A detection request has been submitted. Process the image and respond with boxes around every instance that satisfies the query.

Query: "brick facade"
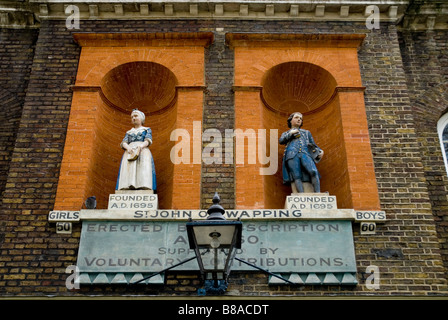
[0,28,37,198]
[399,29,448,280]
[0,16,448,297]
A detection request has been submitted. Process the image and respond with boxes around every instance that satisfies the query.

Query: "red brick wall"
[231,34,380,210]
[1,20,447,297]
[54,34,211,210]
[399,30,448,279]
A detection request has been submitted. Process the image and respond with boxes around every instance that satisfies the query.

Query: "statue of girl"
[116,109,156,191]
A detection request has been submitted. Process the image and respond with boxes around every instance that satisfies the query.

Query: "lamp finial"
[207,192,225,220]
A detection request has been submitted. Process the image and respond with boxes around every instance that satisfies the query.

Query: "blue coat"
[279,128,321,184]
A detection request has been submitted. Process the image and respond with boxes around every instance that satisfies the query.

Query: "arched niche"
[85,61,178,209]
[261,62,337,114]
[100,61,177,112]
[54,33,210,211]
[230,33,380,211]
[260,62,350,209]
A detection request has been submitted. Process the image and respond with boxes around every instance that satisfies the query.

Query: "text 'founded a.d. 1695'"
[108,194,158,209]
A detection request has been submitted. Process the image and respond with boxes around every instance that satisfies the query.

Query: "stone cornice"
[401,1,448,31]
[226,33,366,48]
[0,1,446,30]
[72,31,214,47]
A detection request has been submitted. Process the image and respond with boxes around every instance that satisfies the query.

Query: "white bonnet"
[131,109,145,124]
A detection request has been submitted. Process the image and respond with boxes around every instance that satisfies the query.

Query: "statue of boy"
[116,109,156,191]
[279,112,324,193]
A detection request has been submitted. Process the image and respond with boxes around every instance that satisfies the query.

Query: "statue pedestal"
[285,193,337,211]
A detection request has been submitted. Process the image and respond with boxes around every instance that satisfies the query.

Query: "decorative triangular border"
[268,272,357,285]
[77,272,165,285]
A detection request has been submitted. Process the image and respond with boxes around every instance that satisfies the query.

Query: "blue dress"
[116,127,157,191]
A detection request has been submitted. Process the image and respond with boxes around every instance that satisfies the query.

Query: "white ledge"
[48,208,387,222]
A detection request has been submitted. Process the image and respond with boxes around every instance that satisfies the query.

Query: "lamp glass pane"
[199,248,229,272]
[192,225,237,247]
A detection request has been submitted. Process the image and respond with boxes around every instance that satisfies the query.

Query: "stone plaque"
[78,208,357,221]
[76,220,357,285]
[355,211,386,221]
[56,222,72,234]
[48,211,80,222]
[108,193,158,210]
[360,222,376,235]
[285,194,337,210]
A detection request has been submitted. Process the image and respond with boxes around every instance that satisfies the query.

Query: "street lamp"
[133,192,296,291]
[186,192,242,294]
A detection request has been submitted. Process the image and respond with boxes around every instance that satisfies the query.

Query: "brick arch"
[100,61,178,113]
[261,61,338,115]
[260,61,351,209]
[413,82,448,173]
[76,47,205,87]
[234,49,363,89]
[414,82,448,125]
[85,61,180,209]
[231,34,380,210]
[54,36,208,210]
[412,82,448,280]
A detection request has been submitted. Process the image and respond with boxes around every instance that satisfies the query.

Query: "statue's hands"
[290,128,299,135]
[316,149,324,161]
[127,146,141,161]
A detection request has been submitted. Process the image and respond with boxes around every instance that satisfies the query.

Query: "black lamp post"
[186,192,242,294]
[133,192,296,291]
